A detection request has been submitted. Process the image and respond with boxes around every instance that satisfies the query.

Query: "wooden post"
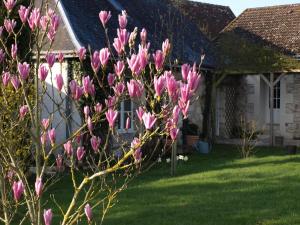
[171,141,177,176]
[269,73,274,147]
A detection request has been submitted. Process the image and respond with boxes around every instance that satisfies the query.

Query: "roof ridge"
[246,3,300,11]
[186,0,231,9]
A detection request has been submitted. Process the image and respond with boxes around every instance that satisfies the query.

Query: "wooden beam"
[214,73,227,87]
[274,73,285,85]
[260,74,271,87]
[269,73,274,147]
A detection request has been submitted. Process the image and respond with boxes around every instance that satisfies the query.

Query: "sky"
[194,0,300,16]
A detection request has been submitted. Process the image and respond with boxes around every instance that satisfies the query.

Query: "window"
[270,81,280,109]
[118,99,134,132]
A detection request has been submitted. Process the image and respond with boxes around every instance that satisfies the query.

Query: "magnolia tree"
[0,0,202,224]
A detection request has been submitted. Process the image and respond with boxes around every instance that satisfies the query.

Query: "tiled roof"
[221,4,300,56]
[170,0,235,39]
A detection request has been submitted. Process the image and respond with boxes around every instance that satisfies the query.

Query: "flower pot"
[186,135,199,146]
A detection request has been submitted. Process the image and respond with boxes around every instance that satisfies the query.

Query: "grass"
[46,145,300,225]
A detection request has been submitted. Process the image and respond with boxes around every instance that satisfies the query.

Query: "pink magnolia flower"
[180,83,191,103]
[187,71,201,93]
[127,54,141,75]
[113,37,124,55]
[11,76,20,90]
[140,28,147,44]
[50,14,59,32]
[28,8,41,31]
[83,106,90,118]
[43,209,53,225]
[76,146,85,161]
[91,51,100,73]
[178,99,190,119]
[127,79,143,98]
[166,73,177,99]
[138,46,149,71]
[47,27,56,41]
[73,86,83,101]
[45,53,56,68]
[56,154,63,171]
[57,52,64,63]
[19,105,29,119]
[38,65,48,81]
[18,62,30,80]
[82,76,93,96]
[18,5,30,23]
[63,140,73,157]
[162,39,171,56]
[11,44,17,59]
[125,117,131,130]
[12,180,24,202]
[87,116,93,133]
[99,48,110,67]
[181,64,190,81]
[153,50,164,71]
[0,49,5,63]
[114,61,125,77]
[154,76,165,98]
[118,10,127,29]
[131,138,142,163]
[136,107,144,122]
[40,132,47,145]
[107,73,115,87]
[77,47,86,61]
[105,95,116,108]
[94,102,102,114]
[105,109,118,128]
[35,177,43,198]
[48,128,56,146]
[99,10,111,27]
[85,204,93,223]
[3,0,16,11]
[55,74,64,92]
[39,16,48,31]
[142,112,157,130]
[113,82,126,96]
[172,105,181,124]
[117,28,129,46]
[42,118,50,130]
[2,72,11,87]
[170,127,179,140]
[90,135,101,152]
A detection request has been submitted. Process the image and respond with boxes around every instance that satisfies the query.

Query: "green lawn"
[48,145,300,225]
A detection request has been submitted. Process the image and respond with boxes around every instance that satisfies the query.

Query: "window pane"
[124,113,131,129]
[124,99,131,111]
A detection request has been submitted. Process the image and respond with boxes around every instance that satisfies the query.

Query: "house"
[214,4,300,146]
[42,0,234,145]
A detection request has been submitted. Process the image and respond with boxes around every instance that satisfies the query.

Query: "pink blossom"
[42,118,50,130]
[50,14,59,32]
[85,204,93,223]
[40,132,47,145]
[18,6,30,23]
[56,154,63,171]
[3,0,16,11]
[63,140,73,157]
[140,28,147,44]
[131,138,142,163]
[35,177,43,198]
[87,116,93,134]
[142,112,157,130]
[11,76,20,90]
[187,70,201,93]
[170,127,179,140]
[117,28,129,46]
[91,51,100,73]
[113,82,126,96]
[138,46,149,70]
[76,146,85,161]
[19,105,29,119]
[118,10,127,29]
[82,76,93,96]
[28,8,40,31]
[166,73,177,99]
[39,16,48,31]
[2,72,11,86]
[11,44,17,59]
[77,47,86,61]
[125,117,131,130]
[18,62,30,80]
[90,135,101,152]
[38,65,48,81]
[107,73,115,87]
[113,38,124,55]
[105,96,116,108]
[45,53,56,68]
[127,79,143,98]
[162,39,171,56]
[47,27,56,41]
[178,99,190,119]
[58,52,64,63]
[105,109,118,128]
[99,48,110,67]
[0,49,5,63]
[180,83,191,103]
[153,50,164,71]
[94,103,102,114]
[43,209,53,225]
[181,64,190,82]
[136,107,144,122]
[99,10,111,27]
[83,106,90,118]
[48,128,56,146]
[127,54,141,75]
[154,76,165,98]
[114,61,125,77]
[12,180,24,202]
[55,74,64,92]
[172,105,181,124]
[73,86,83,100]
